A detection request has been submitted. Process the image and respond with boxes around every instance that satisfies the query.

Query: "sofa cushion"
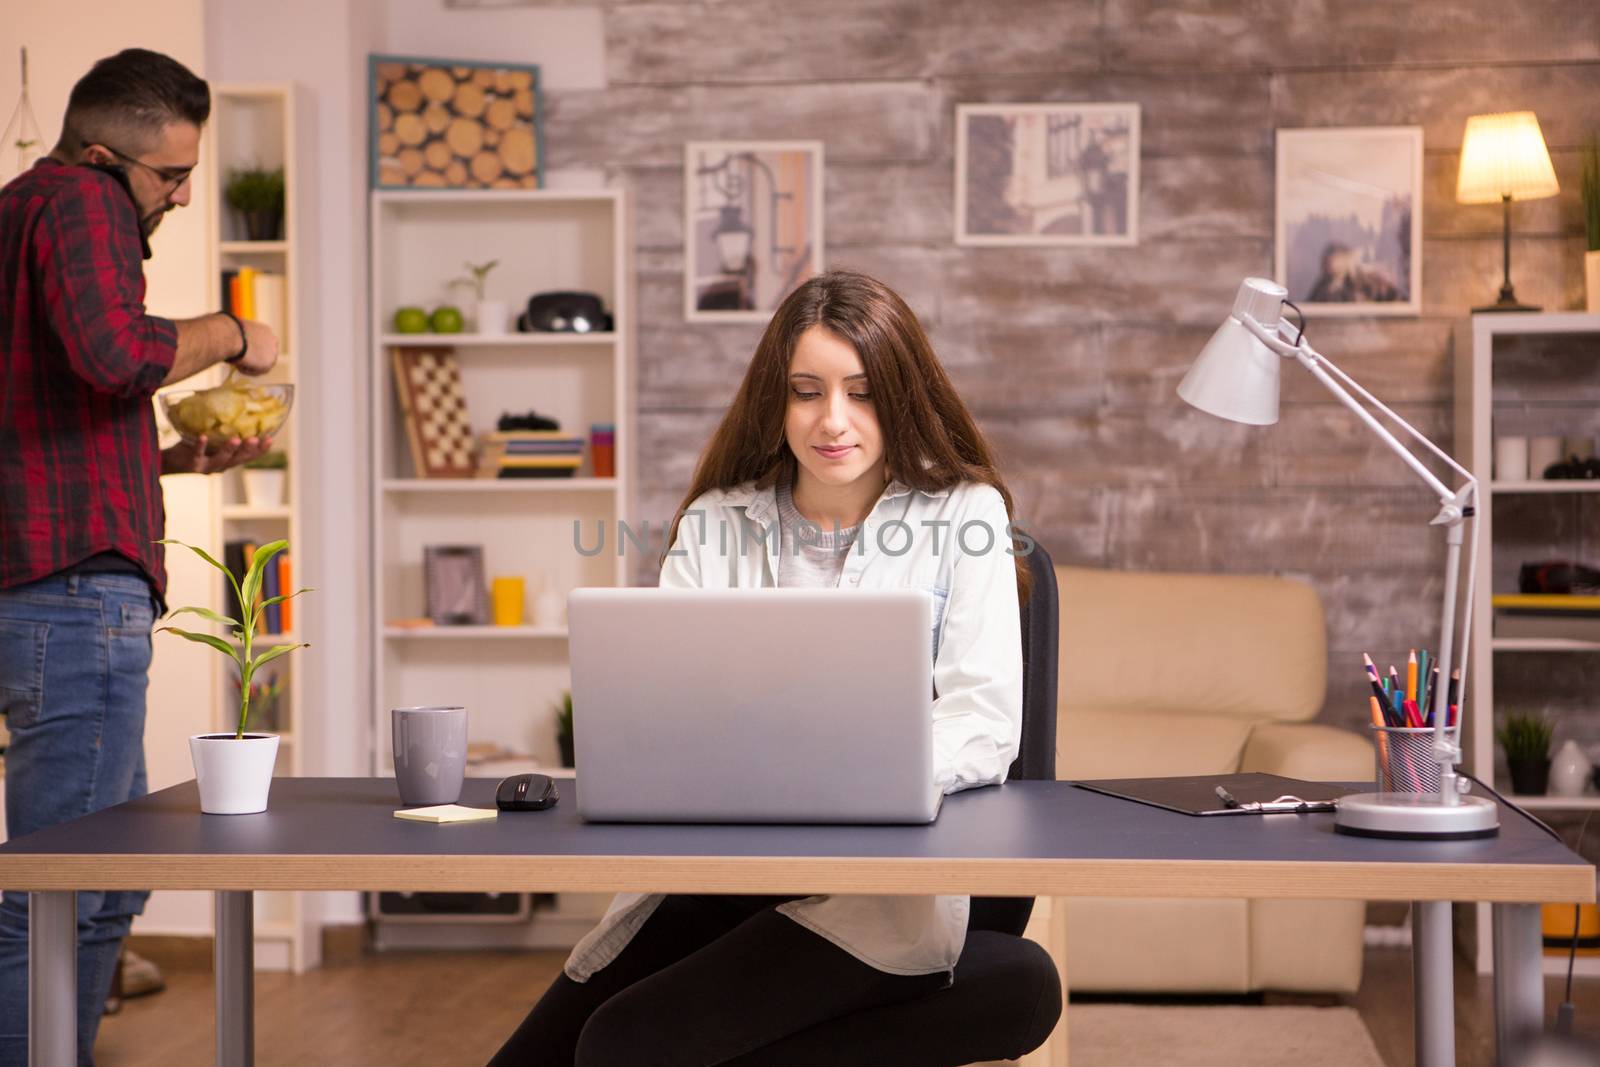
[1061,898,1251,993]
[1057,566,1326,724]
[1057,708,1253,779]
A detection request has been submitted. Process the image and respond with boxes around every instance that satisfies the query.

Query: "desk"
[0,777,1592,1067]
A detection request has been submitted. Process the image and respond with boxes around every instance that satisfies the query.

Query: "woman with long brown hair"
[490,270,1040,1066]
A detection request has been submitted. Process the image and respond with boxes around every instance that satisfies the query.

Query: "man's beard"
[140,206,170,238]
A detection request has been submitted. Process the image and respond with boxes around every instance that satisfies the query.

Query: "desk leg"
[29,892,76,1067]
[1491,902,1543,1064]
[214,891,254,1067]
[1412,900,1455,1067]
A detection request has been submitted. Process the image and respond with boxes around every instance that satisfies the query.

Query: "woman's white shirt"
[562,478,1024,982]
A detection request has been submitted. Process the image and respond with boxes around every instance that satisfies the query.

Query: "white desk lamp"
[1179,277,1499,839]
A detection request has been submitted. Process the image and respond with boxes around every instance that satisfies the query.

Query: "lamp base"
[1473,299,1542,313]
[1475,281,1540,314]
[1334,792,1500,839]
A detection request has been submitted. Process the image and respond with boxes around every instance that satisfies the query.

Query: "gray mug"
[392,706,467,806]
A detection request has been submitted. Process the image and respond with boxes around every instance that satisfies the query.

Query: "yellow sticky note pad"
[394,804,498,824]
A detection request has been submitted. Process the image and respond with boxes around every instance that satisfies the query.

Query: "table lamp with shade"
[1456,110,1560,312]
[1178,277,1500,840]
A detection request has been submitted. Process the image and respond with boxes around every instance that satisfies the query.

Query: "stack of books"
[478,431,586,478]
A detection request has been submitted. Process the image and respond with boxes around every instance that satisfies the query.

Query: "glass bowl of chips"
[161,380,294,448]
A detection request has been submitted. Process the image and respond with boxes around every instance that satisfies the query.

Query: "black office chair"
[749,541,1063,1065]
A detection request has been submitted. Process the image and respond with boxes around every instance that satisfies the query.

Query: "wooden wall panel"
[554,1,1600,736]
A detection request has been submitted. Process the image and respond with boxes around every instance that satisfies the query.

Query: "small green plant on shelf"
[555,689,574,768]
[224,165,284,215]
[1582,136,1599,253]
[243,449,288,470]
[1495,712,1553,763]
[224,164,285,241]
[452,259,499,302]
[157,538,312,739]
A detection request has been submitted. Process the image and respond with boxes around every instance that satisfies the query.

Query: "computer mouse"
[496,773,559,811]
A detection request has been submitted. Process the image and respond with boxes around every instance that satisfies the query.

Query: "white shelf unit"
[184,84,312,973]
[1455,312,1600,977]
[369,189,629,945]
[369,187,632,773]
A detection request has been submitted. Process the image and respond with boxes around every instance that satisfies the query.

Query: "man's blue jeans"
[0,573,155,1067]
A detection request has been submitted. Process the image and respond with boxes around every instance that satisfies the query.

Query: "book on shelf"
[1492,593,1600,641]
[220,269,287,341]
[477,431,584,479]
[262,548,281,634]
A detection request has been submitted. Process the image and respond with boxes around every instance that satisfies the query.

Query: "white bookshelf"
[1454,312,1600,977]
[199,84,311,974]
[368,187,630,943]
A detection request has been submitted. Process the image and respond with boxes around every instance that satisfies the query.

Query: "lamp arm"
[1238,312,1480,805]
[1302,342,1475,488]
[1238,314,1465,509]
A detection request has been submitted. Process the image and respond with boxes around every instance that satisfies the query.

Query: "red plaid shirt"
[1,158,177,596]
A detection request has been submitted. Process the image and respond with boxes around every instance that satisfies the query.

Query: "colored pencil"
[1406,650,1418,704]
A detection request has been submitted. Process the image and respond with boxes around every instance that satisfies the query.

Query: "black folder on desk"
[1070,773,1363,817]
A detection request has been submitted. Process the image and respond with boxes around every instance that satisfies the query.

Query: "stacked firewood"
[374,61,539,189]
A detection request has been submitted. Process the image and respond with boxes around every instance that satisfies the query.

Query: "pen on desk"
[1215,785,1241,810]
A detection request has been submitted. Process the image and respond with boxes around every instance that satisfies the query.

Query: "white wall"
[0,0,216,936]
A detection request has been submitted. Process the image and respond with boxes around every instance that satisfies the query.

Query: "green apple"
[393,306,428,334]
[430,305,464,333]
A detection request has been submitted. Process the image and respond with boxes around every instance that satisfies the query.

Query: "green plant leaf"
[167,604,242,629]
[241,540,288,614]
[259,587,314,612]
[156,625,243,665]
[249,642,310,672]
[158,538,244,619]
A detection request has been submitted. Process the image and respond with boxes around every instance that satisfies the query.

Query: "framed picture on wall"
[369,54,542,190]
[1275,126,1423,317]
[684,141,824,323]
[955,102,1140,246]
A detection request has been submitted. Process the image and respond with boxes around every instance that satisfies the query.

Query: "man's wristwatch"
[221,311,248,364]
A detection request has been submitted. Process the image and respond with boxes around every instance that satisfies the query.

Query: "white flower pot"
[241,469,286,508]
[190,733,280,814]
[1586,250,1600,314]
[1549,738,1592,798]
[476,300,508,335]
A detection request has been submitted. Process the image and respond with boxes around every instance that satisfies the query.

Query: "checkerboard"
[391,347,475,478]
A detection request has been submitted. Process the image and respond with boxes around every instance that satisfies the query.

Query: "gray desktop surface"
[0,777,1585,872]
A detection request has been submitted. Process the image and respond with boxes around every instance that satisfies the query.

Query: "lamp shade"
[1455,111,1560,204]
[1176,278,1287,426]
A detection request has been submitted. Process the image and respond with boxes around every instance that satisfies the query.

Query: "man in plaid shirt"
[0,49,279,1064]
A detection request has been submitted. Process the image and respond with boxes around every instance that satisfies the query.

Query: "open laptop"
[567,588,940,823]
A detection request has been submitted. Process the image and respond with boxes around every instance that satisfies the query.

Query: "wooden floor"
[94,944,1600,1066]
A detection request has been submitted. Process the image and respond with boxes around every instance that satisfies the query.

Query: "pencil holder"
[1371,725,1461,793]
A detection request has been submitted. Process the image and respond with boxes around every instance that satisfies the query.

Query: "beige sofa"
[1047,565,1374,994]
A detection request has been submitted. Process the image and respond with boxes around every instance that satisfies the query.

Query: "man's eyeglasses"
[100,144,195,191]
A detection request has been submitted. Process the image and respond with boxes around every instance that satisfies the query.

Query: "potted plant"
[241,449,288,508]
[1496,712,1554,796]
[158,538,311,814]
[452,259,503,335]
[1582,136,1599,313]
[555,690,574,768]
[224,164,285,241]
